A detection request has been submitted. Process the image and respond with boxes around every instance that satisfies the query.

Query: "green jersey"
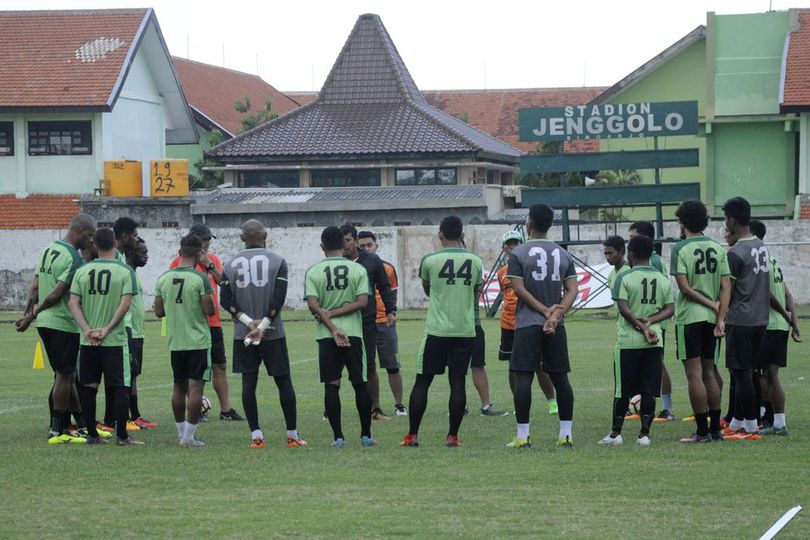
[607,262,630,290]
[419,248,483,338]
[69,258,137,346]
[650,252,665,274]
[612,265,673,349]
[130,273,145,339]
[304,257,369,340]
[115,249,134,329]
[35,240,83,333]
[155,267,212,351]
[768,256,790,332]
[669,235,731,325]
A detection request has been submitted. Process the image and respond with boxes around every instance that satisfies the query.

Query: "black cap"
[189,223,215,240]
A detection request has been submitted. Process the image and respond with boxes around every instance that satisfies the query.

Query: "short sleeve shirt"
[155,267,213,351]
[767,256,790,332]
[170,253,223,327]
[726,237,770,327]
[35,240,83,333]
[612,265,673,349]
[69,259,137,346]
[304,257,369,340]
[669,235,731,325]
[419,248,483,338]
[375,261,398,324]
[496,265,517,330]
[222,248,287,341]
[507,239,577,329]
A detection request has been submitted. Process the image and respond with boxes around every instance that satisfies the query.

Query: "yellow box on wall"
[104,160,143,197]
[149,159,189,197]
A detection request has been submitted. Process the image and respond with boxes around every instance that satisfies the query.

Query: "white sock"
[517,423,530,440]
[730,417,743,430]
[773,413,786,429]
[559,420,572,440]
[183,422,198,441]
[662,394,672,411]
[760,405,766,418]
[745,419,758,433]
[251,429,264,440]
[175,421,187,438]
[287,430,298,439]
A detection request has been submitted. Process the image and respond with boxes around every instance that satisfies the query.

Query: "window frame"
[395,167,457,186]
[0,122,13,156]
[311,169,381,188]
[27,120,93,156]
[240,170,300,188]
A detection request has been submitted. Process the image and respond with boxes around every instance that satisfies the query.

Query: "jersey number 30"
[231,255,270,288]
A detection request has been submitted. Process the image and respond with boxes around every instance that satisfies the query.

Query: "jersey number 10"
[87,269,111,296]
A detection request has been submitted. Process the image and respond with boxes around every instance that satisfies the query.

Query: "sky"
[8,0,810,91]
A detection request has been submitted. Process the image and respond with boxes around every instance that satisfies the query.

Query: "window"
[311,169,380,187]
[28,121,92,156]
[395,167,456,186]
[240,170,299,188]
[0,122,13,156]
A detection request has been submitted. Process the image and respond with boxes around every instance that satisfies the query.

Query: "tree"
[189,129,225,190]
[235,96,278,132]
[515,141,583,188]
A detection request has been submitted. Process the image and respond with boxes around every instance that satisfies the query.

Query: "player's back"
[36,240,83,331]
[156,267,212,350]
[727,237,770,327]
[613,265,673,348]
[224,248,287,340]
[305,257,368,339]
[768,256,790,332]
[70,258,137,346]
[419,248,483,338]
[670,235,730,325]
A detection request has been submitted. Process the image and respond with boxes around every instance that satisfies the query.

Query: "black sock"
[50,410,65,435]
[513,371,533,424]
[447,370,466,437]
[275,375,297,432]
[709,409,721,433]
[763,401,774,426]
[103,386,115,426]
[639,393,655,435]
[72,408,86,429]
[129,392,140,420]
[114,387,129,440]
[352,382,372,438]
[732,369,757,422]
[695,412,709,436]
[549,371,574,421]
[724,372,736,422]
[242,372,260,432]
[408,374,433,435]
[48,385,55,420]
[612,397,629,434]
[324,384,343,440]
[79,386,99,437]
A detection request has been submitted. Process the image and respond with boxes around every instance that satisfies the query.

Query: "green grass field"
[1,312,808,538]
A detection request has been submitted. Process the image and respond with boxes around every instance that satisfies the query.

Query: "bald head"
[69,213,96,233]
[240,219,266,246]
[67,213,96,250]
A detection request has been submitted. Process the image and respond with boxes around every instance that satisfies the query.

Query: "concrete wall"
[3,220,810,312]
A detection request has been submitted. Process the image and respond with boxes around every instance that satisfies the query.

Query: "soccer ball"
[201,395,211,417]
[630,394,642,414]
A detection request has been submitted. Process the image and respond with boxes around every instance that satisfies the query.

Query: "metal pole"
[654,136,664,238]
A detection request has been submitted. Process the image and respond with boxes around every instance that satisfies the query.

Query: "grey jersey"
[726,237,770,327]
[506,239,578,329]
[223,248,287,340]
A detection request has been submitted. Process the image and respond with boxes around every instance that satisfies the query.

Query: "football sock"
[612,397,629,434]
[773,413,786,429]
[287,430,298,439]
[548,371,574,421]
[745,419,758,433]
[639,393,654,435]
[517,423,530,440]
[559,420,573,440]
[78,385,99,437]
[753,377,762,423]
[72,408,86,429]
[324,384,344,440]
[176,421,187,438]
[763,401,775,426]
[103,386,115,427]
[129,392,141,420]
[709,409,722,432]
[513,371,533,424]
[732,369,757,422]
[352,382,372,438]
[408,374,434,436]
[275,375,297,432]
[694,412,709,437]
[113,386,129,440]
[48,386,54,419]
[730,417,743,430]
[241,372,260,431]
[50,410,64,435]
[447,370,466,437]
[662,393,673,412]
[252,429,264,440]
[183,422,198,442]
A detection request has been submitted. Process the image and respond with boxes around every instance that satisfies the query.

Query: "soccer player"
[669,201,730,443]
[357,231,406,416]
[16,213,96,444]
[68,227,142,446]
[155,234,215,448]
[603,235,629,290]
[598,235,674,446]
[341,224,396,421]
[305,226,375,448]
[748,220,801,436]
[126,239,157,429]
[220,220,306,449]
[499,231,558,415]
[629,221,676,421]
[171,224,244,421]
[717,197,770,441]
[506,204,578,449]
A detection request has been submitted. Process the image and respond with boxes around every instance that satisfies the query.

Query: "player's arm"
[544,276,578,334]
[14,276,39,331]
[642,302,675,325]
[375,258,396,319]
[68,293,99,345]
[784,284,802,342]
[326,293,368,318]
[95,293,133,341]
[218,270,241,316]
[769,292,791,327]
[617,299,658,344]
[510,277,555,319]
[675,274,720,312]
[267,260,289,319]
[201,293,215,317]
[306,296,349,347]
[154,295,165,318]
[200,253,222,285]
[421,279,430,296]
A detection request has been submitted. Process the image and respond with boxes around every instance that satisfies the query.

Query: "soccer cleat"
[286,435,308,448]
[548,401,559,415]
[710,431,723,441]
[679,433,712,443]
[331,438,345,448]
[463,406,470,416]
[322,411,329,422]
[759,425,788,436]
[654,410,676,422]
[251,437,266,449]
[133,417,158,429]
[371,408,392,421]
[637,435,651,446]
[96,428,113,439]
[557,436,573,448]
[625,411,640,420]
[723,430,760,441]
[220,409,246,421]
[361,436,377,447]
[86,435,108,445]
[179,438,205,448]
[126,421,141,431]
[598,433,623,446]
[48,433,87,445]
[719,418,730,429]
[506,437,531,448]
[400,434,419,447]
[720,427,737,437]
[480,404,509,417]
[445,435,462,447]
[96,422,114,433]
[116,436,145,446]
[394,404,408,417]
[681,415,696,422]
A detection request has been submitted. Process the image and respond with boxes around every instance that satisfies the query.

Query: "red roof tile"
[783,10,810,109]
[0,195,80,229]
[173,57,301,136]
[0,9,148,110]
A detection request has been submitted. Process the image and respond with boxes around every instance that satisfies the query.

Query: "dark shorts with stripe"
[761,330,789,368]
[470,325,485,368]
[675,322,718,361]
[232,338,291,376]
[362,317,377,369]
[210,327,227,365]
[498,328,515,361]
[510,325,570,373]
[725,325,766,371]
[613,347,664,398]
[417,335,473,376]
[375,323,400,370]
[37,327,80,374]
[318,336,366,384]
[126,327,143,377]
[78,344,129,388]
[171,349,212,383]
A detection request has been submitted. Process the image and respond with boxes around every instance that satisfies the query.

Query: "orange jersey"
[497,265,517,330]
[170,253,222,327]
[375,261,398,323]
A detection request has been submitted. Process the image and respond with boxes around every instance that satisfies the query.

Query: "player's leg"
[347,337,374,444]
[40,328,83,442]
[318,339,346,445]
[376,323,405,414]
[471,326,507,417]
[233,340,262,445]
[210,327,242,420]
[403,336,442,445]
[76,345,103,444]
[364,319,387,420]
[536,369,557,414]
[702,357,722,438]
[658,328,674,419]
[765,365,786,432]
[180,349,209,447]
[446,338,473,443]
[682,356,709,436]
[545,327,574,446]
[103,345,140,445]
[761,330,788,435]
[512,370,534,445]
[267,339,304,446]
[638,348,663,445]
[172,379,189,440]
[508,327,540,447]
[600,347,627,445]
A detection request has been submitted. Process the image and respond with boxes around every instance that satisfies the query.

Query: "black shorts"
[78,345,129,388]
[232,338,291,376]
[470,325,485,368]
[725,325,766,371]
[498,328,515,361]
[613,347,663,398]
[510,325,570,373]
[362,318,377,369]
[375,323,400,370]
[416,335,473,376]
[37,327,80,374]
[129,337,144,377]
[676,322,719,361]
[171,349,211,383]
[210,327,227,365]
[318,336,366,384]
[761,330,789,368]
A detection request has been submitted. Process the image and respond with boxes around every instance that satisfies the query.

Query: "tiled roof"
[173,57,301,136]
[0,195,80,229]
[782,10,810,110]
[201,185,483,205]
[209,14,521,163]
[285,91,318,106]
[0,9,149,110]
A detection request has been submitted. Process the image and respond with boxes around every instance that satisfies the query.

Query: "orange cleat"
[251,437,266,449]
[286,435,308,448]
[400,433,419,447]
[445,435,462,447]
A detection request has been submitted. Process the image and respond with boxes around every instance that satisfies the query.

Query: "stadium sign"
[519,100,699,142]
